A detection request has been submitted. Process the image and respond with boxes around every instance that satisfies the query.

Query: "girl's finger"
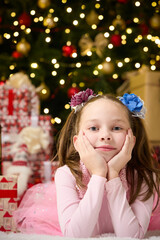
[82,132,94,152]
[127,128,136,151]
[77,130,94,154]
[122,128,135,157]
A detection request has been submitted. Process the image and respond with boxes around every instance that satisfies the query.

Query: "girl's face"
[78,98,131,162]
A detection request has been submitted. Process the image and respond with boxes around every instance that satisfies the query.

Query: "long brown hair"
[55,94,160,204]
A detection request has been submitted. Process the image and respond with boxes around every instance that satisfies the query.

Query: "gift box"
[41,160,59,182]
[0,126,1,175]
[117,66,160,144]
[0,84,40,118]
[0,175,18,232]
[1,115,54,184]
[153,146,160,165]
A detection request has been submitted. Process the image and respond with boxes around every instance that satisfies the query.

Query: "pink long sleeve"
[55,166,106,237]
[55,165,153,238]
[105,177,153,239]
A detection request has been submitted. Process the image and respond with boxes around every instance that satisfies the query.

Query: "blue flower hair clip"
[118,93,146,119]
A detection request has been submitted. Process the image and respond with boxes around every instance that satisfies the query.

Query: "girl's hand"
[74,130,108,178]
[107,128,135,180]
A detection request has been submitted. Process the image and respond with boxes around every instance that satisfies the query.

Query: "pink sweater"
[55,165,153,238]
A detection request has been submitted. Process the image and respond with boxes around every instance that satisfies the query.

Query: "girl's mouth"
[95,145,116,151]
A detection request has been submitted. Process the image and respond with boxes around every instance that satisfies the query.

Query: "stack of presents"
[117,65,160,164]
[0,176,17,232]
[0,72,58,232]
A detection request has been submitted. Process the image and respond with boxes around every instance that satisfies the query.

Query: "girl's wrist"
[91,170,107,178]
[107,169,119,180]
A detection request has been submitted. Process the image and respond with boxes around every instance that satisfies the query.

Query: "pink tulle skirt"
[13,182,63,236]
[13,181,160,235]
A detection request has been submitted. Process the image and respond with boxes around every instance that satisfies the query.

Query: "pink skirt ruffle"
[13,181,160,234]
[13,182,63,236]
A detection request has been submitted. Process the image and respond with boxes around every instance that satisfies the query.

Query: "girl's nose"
[101,136,111,141]
[100,131,111,141]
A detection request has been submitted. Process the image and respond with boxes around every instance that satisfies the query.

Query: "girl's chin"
[105,158,112,163]
[100,152,117,163]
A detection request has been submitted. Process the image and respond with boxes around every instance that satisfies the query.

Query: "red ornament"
[110,34,122,47]
[67,87,80,98]
[117,0,128,3]
[12,51,23,58]
[0,81,5,86]
[51,94,55,99]
[62,45,76,57]
[139,23,149,36]
[0,16,2,24]
[18,12,31,27]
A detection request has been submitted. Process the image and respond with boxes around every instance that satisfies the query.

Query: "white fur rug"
[0,231,160,240]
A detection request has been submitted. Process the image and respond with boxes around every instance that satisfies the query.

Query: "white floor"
[1,231,160,240]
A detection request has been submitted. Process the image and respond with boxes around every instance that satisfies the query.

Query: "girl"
[55,89,160,238]
[13,89,160,238]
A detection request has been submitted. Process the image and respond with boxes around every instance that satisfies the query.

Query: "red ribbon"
[8,89,14,115]
[12,161,27,166]
[0,190,17,198]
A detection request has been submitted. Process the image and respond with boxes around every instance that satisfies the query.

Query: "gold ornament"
[150,14,160,29]
[43,14,56,28]
[16,38,31,55]
[78,34,93,56]
[86,10,100,26]
[37,82,50,100]
[79,33,108,57]
[37,0,51,9]
[112,16,126,30]
[94,33,108,57]
[102,62,114,74]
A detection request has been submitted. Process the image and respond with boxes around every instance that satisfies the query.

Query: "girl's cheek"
[84,132,93,143]
[84,132,89,140]
[123,130,128,138]
[121,131,127,146]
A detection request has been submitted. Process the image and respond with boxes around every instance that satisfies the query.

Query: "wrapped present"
[0,126,1,175]
[41,161,52,183]
[51,161,59,181]
[117,66,160,144]
[1,115,54,185]
[0,72,40,118]
[0,175,18,232]
[41,160,59,182]
[0,85,39,118]
[153,146,160,165]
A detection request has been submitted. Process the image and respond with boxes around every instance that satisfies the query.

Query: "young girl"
[13,89,160,238]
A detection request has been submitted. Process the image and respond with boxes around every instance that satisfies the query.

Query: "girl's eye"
[89,126,98,131]
[113,126,122,131]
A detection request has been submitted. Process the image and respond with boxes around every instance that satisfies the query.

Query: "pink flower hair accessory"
[70,88,98,112]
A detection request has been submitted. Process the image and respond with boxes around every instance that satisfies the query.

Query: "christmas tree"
[0,0,160,131]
